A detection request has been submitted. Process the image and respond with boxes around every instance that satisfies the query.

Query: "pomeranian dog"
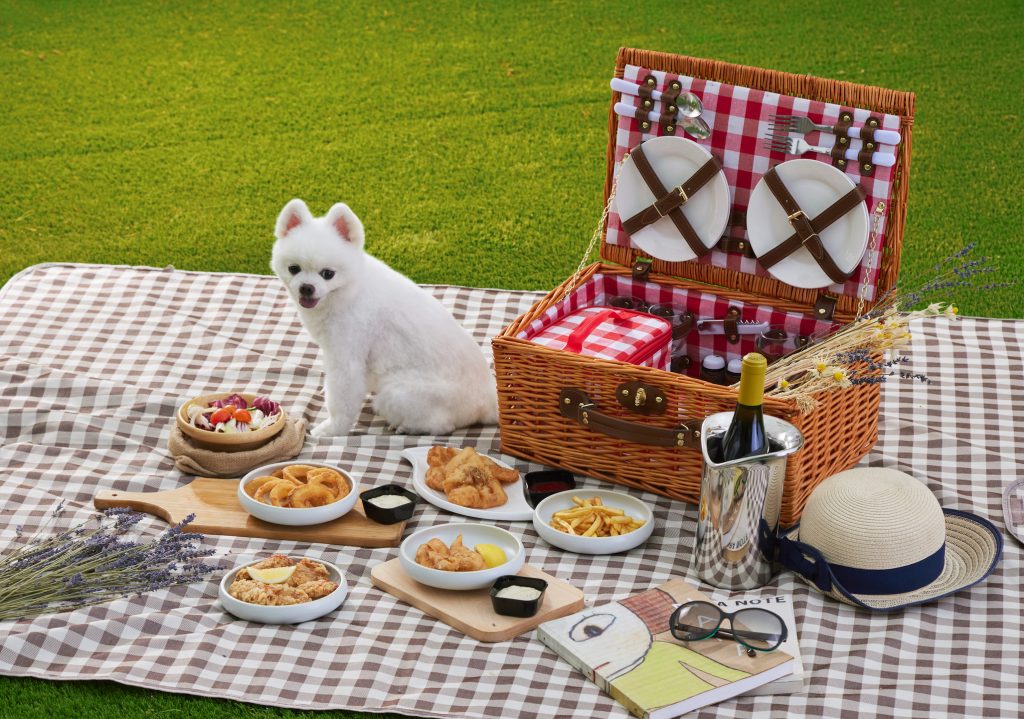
[271,199,498,436]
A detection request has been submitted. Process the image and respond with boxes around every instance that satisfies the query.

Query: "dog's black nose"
[299,284,315,297]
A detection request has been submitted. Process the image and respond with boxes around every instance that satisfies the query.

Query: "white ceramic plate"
[613,135,732,262]
[533,489,654,555]
[238,461,360,526]
[747,159,870,288]
[398,522,526,591]
[219,556,348,624]
[400,446,532,521]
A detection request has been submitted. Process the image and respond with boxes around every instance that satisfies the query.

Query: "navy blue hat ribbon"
[778,535,946,596]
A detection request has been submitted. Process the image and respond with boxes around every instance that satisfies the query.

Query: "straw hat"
[777,467,1002,612]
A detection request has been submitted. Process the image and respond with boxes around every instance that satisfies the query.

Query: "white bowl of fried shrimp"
[238,461,359,526]
[399,522,525,591]
[219,554,348,624]
[533,490,654,555]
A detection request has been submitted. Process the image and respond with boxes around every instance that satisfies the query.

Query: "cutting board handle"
[94,488,175,524]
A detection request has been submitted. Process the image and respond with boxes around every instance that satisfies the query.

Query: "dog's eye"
[320,269,335,280]
[288,265,301,275]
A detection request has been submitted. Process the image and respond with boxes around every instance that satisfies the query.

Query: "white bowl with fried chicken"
[219,554,348,624]
[399,522,525,591]
[238,461,359,526]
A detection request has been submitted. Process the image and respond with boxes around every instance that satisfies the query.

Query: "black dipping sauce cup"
[490,576,548,618]
[359,484,417,524]
[524,470,576,508]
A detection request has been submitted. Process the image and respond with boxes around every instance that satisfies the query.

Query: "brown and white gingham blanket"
[0,264,1021,718]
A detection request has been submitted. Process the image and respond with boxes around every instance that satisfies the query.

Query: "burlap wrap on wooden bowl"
[167,418,307,478]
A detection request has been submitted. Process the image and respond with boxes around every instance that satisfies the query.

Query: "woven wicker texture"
[495,48,907,525]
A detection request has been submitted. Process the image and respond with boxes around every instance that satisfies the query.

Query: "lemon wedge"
[247,565,296,584]
[475,543,506,569]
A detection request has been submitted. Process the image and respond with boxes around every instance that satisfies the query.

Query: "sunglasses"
[669,601,787,657]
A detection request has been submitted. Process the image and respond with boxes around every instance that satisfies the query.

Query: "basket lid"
[600,48,915,320]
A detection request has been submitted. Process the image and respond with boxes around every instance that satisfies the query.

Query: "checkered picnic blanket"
[1,264,1021,719]
[606,64,901,302]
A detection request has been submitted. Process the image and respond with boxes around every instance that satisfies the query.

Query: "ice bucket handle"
[558,388,701,448]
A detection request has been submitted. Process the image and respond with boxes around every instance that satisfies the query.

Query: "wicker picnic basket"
[492,47,915,526]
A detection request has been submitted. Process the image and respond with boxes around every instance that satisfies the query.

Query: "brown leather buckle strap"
[559,388,701,448]
[620,143,723,258]
[756,166,867,284]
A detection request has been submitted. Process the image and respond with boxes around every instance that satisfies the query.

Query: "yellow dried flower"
[944,303,959,319]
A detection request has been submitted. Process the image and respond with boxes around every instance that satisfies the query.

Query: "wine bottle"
[720,352,769,462]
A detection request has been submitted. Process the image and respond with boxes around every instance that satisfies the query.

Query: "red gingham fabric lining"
[527,306,672,370]
[517,273,836,378]
[605,64,901,302]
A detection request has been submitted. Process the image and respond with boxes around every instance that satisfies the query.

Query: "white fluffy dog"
[271,199,498,436]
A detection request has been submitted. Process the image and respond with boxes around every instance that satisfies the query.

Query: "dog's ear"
[275,199,313,240]
[325,203,365,248]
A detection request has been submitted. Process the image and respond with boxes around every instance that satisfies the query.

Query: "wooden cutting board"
[94,478,405,547]
[371,558,585,642]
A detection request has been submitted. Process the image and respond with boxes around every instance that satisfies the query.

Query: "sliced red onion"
[209,393,248,410]
[251,397,279,415]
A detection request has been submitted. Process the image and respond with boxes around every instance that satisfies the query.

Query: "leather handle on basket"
[559,388,701,448]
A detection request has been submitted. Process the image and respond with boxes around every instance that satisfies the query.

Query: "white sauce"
[495,585,542,601]
[367,494,411,509]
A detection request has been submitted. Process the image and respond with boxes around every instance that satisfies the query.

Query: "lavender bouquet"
[761,243,1013,411]
[0,503,218,621]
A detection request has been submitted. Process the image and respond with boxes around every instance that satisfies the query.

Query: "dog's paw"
[310,419,338,438]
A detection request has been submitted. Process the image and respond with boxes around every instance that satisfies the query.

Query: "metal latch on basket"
[559,388,701,448]
[615,381,668,415]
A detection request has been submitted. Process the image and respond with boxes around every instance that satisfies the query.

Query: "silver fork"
[769,114,833,136]
[763,134,896,168]
[769,114,901,145]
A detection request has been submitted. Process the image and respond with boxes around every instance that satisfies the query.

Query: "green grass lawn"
[0,1,1022,717]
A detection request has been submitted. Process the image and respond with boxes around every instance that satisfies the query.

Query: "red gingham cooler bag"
[527,307,672,370]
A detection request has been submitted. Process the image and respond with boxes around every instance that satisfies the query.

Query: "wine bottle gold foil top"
[737,352,767,406]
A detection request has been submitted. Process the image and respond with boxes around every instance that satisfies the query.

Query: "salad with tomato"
[187,394,281,433]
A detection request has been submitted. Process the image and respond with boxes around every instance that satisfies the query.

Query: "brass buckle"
[654,186,688,219]
[787,210,820,248]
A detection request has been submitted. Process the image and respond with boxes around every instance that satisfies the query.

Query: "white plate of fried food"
[400,445,533,521]
[533,490,654,555]
[399,522,526,590]
[219,554,348,624]
[237,462,359,526]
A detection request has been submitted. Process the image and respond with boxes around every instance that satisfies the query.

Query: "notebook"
[536,578,794,719]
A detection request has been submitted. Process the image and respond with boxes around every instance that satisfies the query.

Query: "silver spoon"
[673,92,712,139]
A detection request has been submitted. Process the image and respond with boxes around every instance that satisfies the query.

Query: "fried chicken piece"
[298,580,339,600]
[438,448,509,509]
[288,558,330,586]
[426,446,458,492]
[228,579,311,606]
[236,553,293,580]
[415,534,487,572]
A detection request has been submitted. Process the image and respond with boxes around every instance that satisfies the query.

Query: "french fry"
[549,497,645,538]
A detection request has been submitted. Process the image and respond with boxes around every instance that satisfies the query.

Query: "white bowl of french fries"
[532,490,654,555]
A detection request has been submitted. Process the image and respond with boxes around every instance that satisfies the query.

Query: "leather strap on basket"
[559,388,701,448]
[756,167,867,285]
[635,74,656,133]
[831,111,854,171]
[659,78,682,134]
[620,144,722,258]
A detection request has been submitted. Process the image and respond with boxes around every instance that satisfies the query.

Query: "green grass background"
[0,0,1022,717]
